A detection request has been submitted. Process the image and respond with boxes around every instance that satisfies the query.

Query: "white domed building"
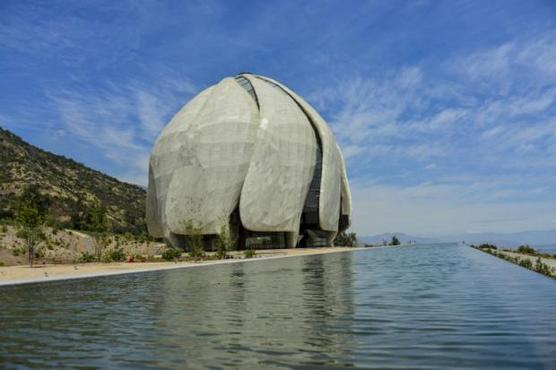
[147,73,351,249]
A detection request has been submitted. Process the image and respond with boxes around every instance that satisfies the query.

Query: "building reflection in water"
[154,253,356,368]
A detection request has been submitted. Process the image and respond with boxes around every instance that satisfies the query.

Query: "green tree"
[15,185,48,267]
[215,219,236,259]
[86,202,110,232]
[92,233,111,262]
[517,245,536,255]
[70,202,111,233]
[390,236,400,246]
[182,219,204,258]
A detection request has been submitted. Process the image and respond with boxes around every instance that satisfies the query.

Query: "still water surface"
[1,244,555,369]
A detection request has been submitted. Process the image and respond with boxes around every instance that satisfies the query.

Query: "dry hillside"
[0,127,147,234]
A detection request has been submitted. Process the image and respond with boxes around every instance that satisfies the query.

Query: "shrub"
[244,248,255,259]
[1,224,7,233]
[519,258,533,269]
[133,254,147,262]
[478,243,497,250]
[34,247,45,259]
[534,257,552,276]
[162,248,182,261]
[517,245,536,255]
[103,248,125,262]
[146,255,160,262]
[80,252,96,263]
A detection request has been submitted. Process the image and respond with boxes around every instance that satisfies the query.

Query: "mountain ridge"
[0,126,147,234]
[442,229,556,247]
[360,230,556,247]
[359,232,443,245]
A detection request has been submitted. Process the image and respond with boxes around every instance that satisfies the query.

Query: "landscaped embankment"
[472,244,556,279]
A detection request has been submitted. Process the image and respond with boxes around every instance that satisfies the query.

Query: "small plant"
[146,255,160,262]
[1,224,7,233]
[133,254,147,262]
[244,248,255,259]
[162,248,182,261]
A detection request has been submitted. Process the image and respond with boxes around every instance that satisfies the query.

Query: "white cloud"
[311,32,556,234]
[48,75,197,185]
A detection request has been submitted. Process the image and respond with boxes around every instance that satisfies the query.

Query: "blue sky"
[1,0,556,236]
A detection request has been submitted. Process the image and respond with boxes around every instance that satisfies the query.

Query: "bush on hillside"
[517,245,536,255]
[80,252,96,263]
[478,243,497,249]
[103,248,125,262]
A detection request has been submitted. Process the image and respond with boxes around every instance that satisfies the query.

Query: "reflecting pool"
[1,244,555,369]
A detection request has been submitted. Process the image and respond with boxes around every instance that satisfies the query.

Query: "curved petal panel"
[239,77,317,232]
[147,85,215,237]
[255,76,343,231]
[147,78,258,236]
[337,143,352,229]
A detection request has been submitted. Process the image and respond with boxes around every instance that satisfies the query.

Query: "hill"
[359,232,442,245]
[0,127,146,234]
